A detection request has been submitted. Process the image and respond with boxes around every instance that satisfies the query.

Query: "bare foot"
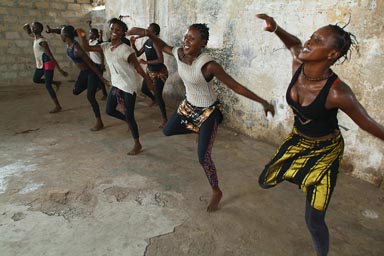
[100,94,107,101]
[148,100,156,107]
[49,106,62,114]
[52,81,61,92]
[127,144,142,155]
[90,121,104,131]
[158,119,168,128]
[207,189,223,212]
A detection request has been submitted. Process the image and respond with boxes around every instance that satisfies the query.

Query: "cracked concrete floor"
[0,81,383,256]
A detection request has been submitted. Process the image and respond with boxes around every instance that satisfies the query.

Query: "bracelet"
[272,24,278,33]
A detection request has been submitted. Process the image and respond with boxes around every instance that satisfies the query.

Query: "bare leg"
[207,185,223,212]
[90,117,104,131]
[127,138,142,155]
[49,97,62,114]
[148,99,156,107]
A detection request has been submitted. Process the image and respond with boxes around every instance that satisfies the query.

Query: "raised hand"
[262,102,275,117]
[75,28,86,38]
[45,25,52,33]
[256,14,278,33]
[129,36,137,45]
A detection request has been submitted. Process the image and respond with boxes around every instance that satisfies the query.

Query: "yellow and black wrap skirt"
[259,127,344,211]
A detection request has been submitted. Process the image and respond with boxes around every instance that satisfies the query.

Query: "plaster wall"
[105,0,384,186]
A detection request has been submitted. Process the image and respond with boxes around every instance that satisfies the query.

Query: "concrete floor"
[0,80,383,256]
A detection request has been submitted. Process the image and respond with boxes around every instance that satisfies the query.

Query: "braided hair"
[32,22,43,33]
[327,23,359,64]
[61,25,77,40]
[150,23,160,35]
[90,28,99,39]
[189,23,209,44]
[107,18,130,45]
[108,18,128,33]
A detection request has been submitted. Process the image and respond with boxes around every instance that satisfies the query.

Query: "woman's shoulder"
[328,76,355,105]
[35,37,46,43]
[197,51,215,65]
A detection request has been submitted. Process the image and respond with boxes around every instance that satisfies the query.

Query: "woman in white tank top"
[127,23,275,212]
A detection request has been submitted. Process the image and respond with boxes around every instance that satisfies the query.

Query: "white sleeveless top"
[100,42,137,94]
[172,47,217,107]
[89,39,102,64]
[33,38,46,69]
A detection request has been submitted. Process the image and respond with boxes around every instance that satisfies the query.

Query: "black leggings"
[163,108,222,187]
[106,87,139,139]
[141,77,167,119]
[73,69,101,118]
[96,64,108,96]
[305,199,329,256]
[33,68,56,99]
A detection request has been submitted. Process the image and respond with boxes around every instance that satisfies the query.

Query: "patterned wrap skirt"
[177,99,223,133]
[147,66,169,83]
[259,127,344,211]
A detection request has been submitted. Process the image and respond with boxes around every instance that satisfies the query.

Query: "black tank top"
[144,39,165,72]
[286,64,340,137]
[66,41,83,64]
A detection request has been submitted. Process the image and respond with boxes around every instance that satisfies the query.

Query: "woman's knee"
[162,126,172,136]
[33,77,42,83]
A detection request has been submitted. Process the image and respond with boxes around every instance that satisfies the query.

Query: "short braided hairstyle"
[108,18,128,33]
[327,24,359,64]
[189,23,209,43]
[61,25,77,40]
[32,22,43,33]
[90,28,99,39]
[150,23,160,35]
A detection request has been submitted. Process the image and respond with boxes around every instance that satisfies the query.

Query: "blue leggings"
[33,68,56,99]
[106,87,139,139]
[141,77,167,119]
[73,69,101,118]
[163,108,222,187]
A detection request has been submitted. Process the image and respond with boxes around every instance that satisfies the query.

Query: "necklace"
[302,66,333,81]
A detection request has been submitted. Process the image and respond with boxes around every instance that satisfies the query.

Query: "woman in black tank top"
[130,23,169,128]
[257,14,384,256]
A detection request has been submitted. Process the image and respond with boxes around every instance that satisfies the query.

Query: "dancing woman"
[127,23,275,211]
[256,14,384,256]
[23,22,67,113]
[77,18,154,155]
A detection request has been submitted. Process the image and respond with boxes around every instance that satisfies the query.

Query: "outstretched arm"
[328,81,384,140]
[76,28,103,53]
[126,27,174,56]
[256,13,303,73]
[204,61,275,116]
[74,43,108,85]
[45,25,62,35]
